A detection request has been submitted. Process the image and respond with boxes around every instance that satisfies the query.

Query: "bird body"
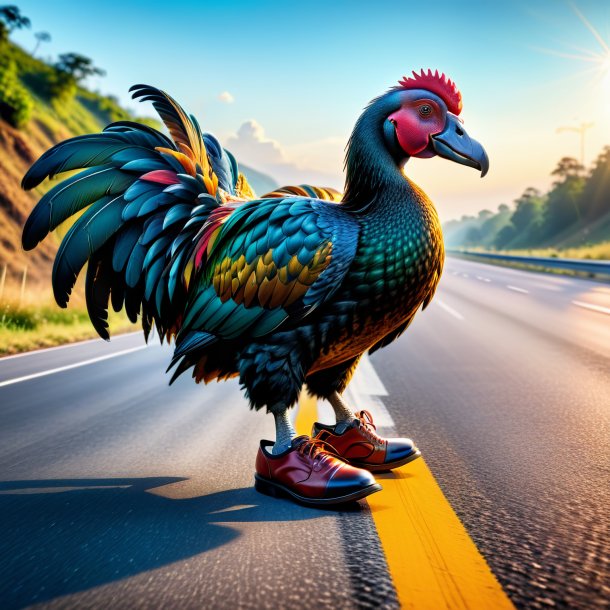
[21,72,487,420]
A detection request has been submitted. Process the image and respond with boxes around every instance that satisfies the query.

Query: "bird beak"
[430,114,489,177]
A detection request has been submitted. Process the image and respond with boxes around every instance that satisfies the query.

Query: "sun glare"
[536,4,610,93]
[602,54,610,91]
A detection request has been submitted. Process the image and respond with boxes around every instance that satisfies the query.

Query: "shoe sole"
[349,447,422,473]
[254,474,382,507]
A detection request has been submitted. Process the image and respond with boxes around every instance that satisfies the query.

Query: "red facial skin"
[388,98,446,158]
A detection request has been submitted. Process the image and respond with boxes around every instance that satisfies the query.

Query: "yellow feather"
[288,255,302,278]
[244,271,259,307]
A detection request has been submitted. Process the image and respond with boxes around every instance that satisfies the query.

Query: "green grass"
[0,294,137,356]
[499,242,610,260]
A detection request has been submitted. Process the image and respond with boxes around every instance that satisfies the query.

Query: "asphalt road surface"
[0,256,608,609]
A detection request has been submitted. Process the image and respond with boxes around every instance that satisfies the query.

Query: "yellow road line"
[295,391,318,436]
[297,393,515,610]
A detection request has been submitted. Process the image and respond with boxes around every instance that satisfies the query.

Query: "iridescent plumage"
[22,75,485,411]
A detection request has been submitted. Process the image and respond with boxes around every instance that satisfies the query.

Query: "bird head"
[380,69,488,177]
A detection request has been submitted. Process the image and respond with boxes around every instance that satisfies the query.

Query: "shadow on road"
[0,477,335,608]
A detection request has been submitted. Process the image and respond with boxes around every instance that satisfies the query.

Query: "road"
[0,256,608,609]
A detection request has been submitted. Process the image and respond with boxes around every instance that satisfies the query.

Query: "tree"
[551,157,584,185]
[577,146,610,221]
[32,31,50,56]
[542,157,586,238]
[543,174,584,238]
[480,205,513,249]
[54,53,106,83]
[510,187,545,247]
[0,53,32,127]
[494,224,517,249]
[0,5,30,42]
[465,226,483,246]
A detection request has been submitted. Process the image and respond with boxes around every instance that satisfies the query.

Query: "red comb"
[398,69,462,115]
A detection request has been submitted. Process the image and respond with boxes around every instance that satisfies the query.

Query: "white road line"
[0,330,143,362]
[506,285,529,294]
[349,352,388,396]
[0,344,150,388]
[316,353,396,428]
[435,299,464,320]
[572,300,610,316]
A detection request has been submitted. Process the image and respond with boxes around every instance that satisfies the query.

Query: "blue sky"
[11,0,610,220]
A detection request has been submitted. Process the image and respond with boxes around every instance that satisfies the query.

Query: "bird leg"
[270,404,296,455]
[328,391,356,428]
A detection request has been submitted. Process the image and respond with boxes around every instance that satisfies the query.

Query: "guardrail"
[448,250,610,276]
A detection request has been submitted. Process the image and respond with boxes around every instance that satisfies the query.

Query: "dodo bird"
[22,69,488,506]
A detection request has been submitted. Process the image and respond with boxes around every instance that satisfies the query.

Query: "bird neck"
[342,101,415,215]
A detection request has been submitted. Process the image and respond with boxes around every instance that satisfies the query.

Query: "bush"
[47,69,76,104]
[78,90,130,124]
[0,52,33,127]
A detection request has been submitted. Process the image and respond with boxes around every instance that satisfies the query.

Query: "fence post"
[0,262,6,302]
[19,264,28,307]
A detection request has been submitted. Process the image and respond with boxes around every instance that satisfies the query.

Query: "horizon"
[10,0,610,221]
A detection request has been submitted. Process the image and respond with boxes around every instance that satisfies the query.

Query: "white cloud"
[225,120,344,190]
[217,91,235,104]
[226,120,285,165]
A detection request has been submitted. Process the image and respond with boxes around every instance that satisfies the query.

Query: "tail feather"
[22,167,135,250]
[52,195,125,307]
[22,85,250,344]
[168,330,218,376]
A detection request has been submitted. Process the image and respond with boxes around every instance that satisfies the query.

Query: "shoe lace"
[356,410,384,444]
[298,434,340,463]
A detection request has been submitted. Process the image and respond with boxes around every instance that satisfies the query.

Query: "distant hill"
[239,165,278,197]
[0,40,277,287]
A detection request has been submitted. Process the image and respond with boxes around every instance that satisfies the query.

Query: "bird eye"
[419,104,433,117]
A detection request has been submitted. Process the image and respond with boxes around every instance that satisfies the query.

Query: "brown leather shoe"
[255,435,381,506]
[312,410,421,473]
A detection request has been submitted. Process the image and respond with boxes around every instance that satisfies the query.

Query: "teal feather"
[22,135,126,188]
[125,242,147,287]
[121,158,167,173]
[144,257,166,301]
[163,204,191,230]
[112,224,142,273]
[199,298,237,329]
[122,187,163,220]
[251,309,289,337]
[124,180,159,202]
[182,287,216,328]
[52,195,124,307]
[167,248,190,301]
[218,305,265,339]
[137,192,175,217]
[143,234,172,271]
[141,215,166,245]
[23,167,134,250]
[85,250,112,340]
